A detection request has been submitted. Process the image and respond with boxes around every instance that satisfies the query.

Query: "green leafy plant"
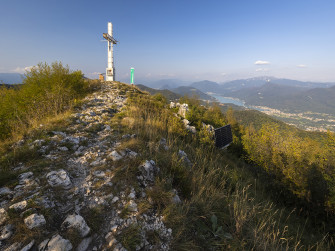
[210,214,223,238]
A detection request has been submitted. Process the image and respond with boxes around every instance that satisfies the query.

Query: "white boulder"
[20,240,35,251]
[0,208,7,226]
[138,160,160,187]
[0,187,13,197]
[46,169,71,189]
[24,214,46,229]
[62,214,90,238]
[39,234,72,251]
[109,150,123,161]
[9,200,27,211]
[0,224,14,241]
[178,103,189,118]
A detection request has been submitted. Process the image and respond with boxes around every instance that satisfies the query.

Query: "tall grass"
[120,84,333,250]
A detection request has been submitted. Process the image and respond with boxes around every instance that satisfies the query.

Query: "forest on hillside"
[183,97,335,218]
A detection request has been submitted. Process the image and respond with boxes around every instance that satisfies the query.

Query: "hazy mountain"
[279,85,335,115]
[184,77,333,97]
[230,83,308,106]
[136,84,181,101]
[227,82,335,115]
[189,80,226,94]
[221,77,331,93]
[140,79,191,89]
[172,86,216,101]
[0,73,24,84]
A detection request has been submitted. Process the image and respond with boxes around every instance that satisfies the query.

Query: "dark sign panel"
[214,124,233,148]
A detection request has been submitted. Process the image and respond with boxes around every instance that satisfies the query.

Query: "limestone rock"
[93,170,105,178]
[128,192,135,199]
[126,149,138,158]
[46,169,71,189]
[122,134,131,139]
[4,242,21,251]
[62,214,90,237]
[58,146,69,152]
[33,139,45,146]
[20,240,35,251]
[159,138,169,150]
[178,150,192,166]
[109,150,123,161]
[76,237,92,251]
[182,119,190,126]
[178,103,189,118]
[0,187,13,197]
[202,123,215,134]
[38,239,49,250]
[9,200,27,211]
[172,194,181,204]
[105,232,117,247]
[186,125,196,134]
[169,102,176,108]
[16,172,38,191]
[24,214,46,229]
[172,189,182,204]
[0,208,8,226]
[112,196,119,203]
[18,172,34,185]
[137,160,160,187]
[39,234,72,251]
[127,200,137,212]
[0,224,14,241]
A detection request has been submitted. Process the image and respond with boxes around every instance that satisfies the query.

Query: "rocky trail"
[0,82,173,251]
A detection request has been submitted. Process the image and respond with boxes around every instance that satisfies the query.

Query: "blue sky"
[1,0,335,83]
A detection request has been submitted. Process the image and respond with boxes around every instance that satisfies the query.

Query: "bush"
[0,62,88,140]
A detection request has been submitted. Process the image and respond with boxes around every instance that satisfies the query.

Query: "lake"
[210,95,246,107]
[210,94,264,111]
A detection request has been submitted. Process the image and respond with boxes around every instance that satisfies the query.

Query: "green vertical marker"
[130,67,134,85]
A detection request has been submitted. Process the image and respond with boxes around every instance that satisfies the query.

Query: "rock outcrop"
[0,82,173,250]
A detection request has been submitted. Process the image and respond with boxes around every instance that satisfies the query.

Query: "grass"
[81,205,105,233]
[116,82,334,250]
[1,80,333,250]
[117,223,141,250]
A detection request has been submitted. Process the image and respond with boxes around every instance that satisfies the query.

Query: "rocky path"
[0,82,172,251]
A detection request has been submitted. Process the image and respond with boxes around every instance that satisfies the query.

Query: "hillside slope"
[0,82,172,250]
[172,86,216,101]
[0,82,332,250]
[136,84,180,100]
[230,83,308,106]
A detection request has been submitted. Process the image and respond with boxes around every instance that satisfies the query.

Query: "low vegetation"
[0,62,98,142]
[120,85,334,249]
[1,67,334,249]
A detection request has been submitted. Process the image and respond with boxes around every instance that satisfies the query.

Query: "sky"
[1,0,335,83]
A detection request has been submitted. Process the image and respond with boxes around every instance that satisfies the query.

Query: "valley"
[139,77,335,133]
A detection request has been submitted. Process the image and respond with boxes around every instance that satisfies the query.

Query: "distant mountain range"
[4,72,335,116]
[171,86,216,101]
[136,84,215,102]
[139,79,192,90]
[136,84,181,100]
[0,73,24,84]
[138,76,335,116]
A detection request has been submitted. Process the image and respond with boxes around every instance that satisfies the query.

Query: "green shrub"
[0,62,88,141]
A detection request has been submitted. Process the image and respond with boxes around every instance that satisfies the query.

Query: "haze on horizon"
[1,0,335,83]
